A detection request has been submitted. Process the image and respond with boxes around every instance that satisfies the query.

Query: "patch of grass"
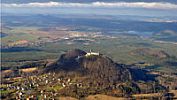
[1,90,15,96]
[45,85,63,92]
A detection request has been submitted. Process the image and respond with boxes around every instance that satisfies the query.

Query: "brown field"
[57,95,127,100]
[1,70,13,77]
[170,90,177,98]
[20,67,38,73]
[85,94,127,100]
[132,93,162,98]
[8,40,29,46]
[58,97,78,100]
[20,27,87,39]
[2,70,13,74]
[12,77,23,80]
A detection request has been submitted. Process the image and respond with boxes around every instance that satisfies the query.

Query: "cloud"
[2,2,177,9]
[92,2,177,9]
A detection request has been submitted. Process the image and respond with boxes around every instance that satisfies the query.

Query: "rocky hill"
[43,49,165,98]
[45,49,132,83]
[1,49,169,99]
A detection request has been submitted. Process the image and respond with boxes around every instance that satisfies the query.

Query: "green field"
[2,33,177,73]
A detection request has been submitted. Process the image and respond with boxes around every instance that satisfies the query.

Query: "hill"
[130,48,170,59]
[44,49,138,97]
[45,49,132,82]
[152,30,177,42]
[1,49,172,99]
[43,49,166,98]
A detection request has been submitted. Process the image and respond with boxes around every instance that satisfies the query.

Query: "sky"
[2,0,177,4]
[2,0,177,17]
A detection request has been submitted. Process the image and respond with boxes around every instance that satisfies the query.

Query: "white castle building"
[85,50,99,57]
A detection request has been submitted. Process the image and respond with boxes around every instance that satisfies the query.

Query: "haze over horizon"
[2,0,177,17]
[2,0,177,4]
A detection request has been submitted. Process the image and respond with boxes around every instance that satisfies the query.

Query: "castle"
[85,50,99,57]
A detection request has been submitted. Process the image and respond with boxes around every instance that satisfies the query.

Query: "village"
[1,72,87,99]
[1,68,177,99]
[1,31,106,49]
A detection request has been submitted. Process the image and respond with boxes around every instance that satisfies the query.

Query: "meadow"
[2,32,177,73]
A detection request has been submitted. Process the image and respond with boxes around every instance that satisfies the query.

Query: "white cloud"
[2,2,177,9]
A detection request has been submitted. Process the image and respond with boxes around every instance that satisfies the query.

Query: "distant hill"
[152,30,177,42]
[130,48,170,59]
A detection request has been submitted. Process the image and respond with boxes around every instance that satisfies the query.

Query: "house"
[62,83,66,87]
